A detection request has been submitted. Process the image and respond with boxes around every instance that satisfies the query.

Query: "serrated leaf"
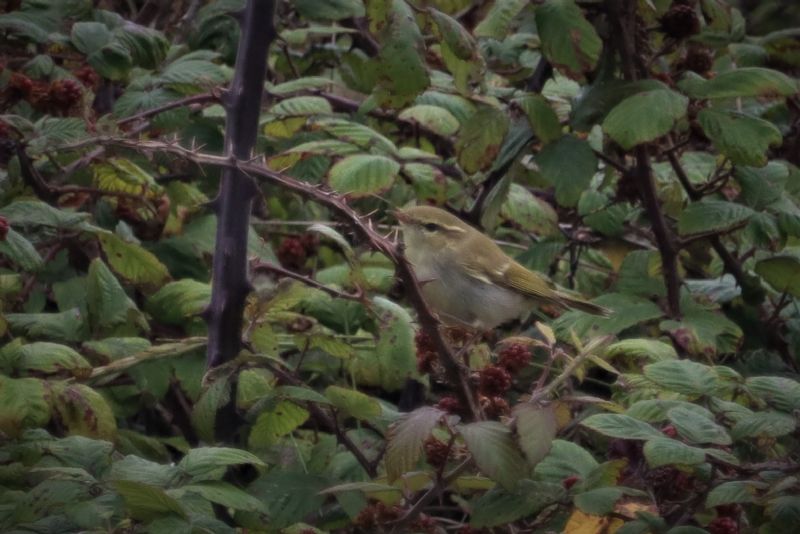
[113,480,186,521]
[294,0,365,21]
[626,400,714,423]
[328,154,400,197]
[536,135,597,207]
[643,360,719,396]
[602,88,688,149]
[515,95,562,144]
[643,438,706,468]
[52,382,117,440]
[92,158,163,198]
[604,339,678,362]
[0,200,92,230]
[270,96,333,117]
[248,401,310,449]
[706,481,760,507]
[682,67,798,99]
[11,341,91,377]
[667,406,731,445]
[469,481,565,528]
[574,487,624,515]
[535,0,602,80]
[552,292,663,338]
[146,279,211,325]
[385,406,446,482]
[0,228,43,271]
[581,414,663,440]
[513,403,557,468]
[677,200,754,236]
[398,105,460,136]
[324,385,381,420]
[745,376,800,412]
[755,256,800,298]
[459,421,529,490]
[5,309,87,344]
[455,105,509,174]
[179,447,266,481]
[731,411,796,439]
[474,0,528,39]
[698,108,782,167]
[430,9,476,60]
[313,117,397,154]
[0,376,50,437]
[86,258,146,334]
[98,233,170,286]
[500,184,559,236]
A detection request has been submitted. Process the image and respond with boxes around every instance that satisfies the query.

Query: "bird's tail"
[558,294,612,317]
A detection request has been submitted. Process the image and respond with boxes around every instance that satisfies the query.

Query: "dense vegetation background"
[1,0,800,532]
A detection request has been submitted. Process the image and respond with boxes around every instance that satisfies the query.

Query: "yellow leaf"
[564,509,624,534]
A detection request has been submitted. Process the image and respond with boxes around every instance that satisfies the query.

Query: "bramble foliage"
[1,0,799,533]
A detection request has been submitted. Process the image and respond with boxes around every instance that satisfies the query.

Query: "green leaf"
[604,339,677,362]
[71,21,112,54]
[0,200,92,230]
[677,200,754,236]
[515,95,562,144]
[456,106,509,174]
[10,341,91,377]
[324,385,382,420]
[500,184,559,237]
[92,158,162,198]
[602,88,688,149]
[179,447,266,481]
[474,0,528,38]
[52,382,117,440]
[373,1,430,107]
[706,481,760,507]
[271,96,333,117]
[626,400,713,423]
[667,406,731,445]
[110,455,181,487]
[681,67,798,99]
[86,258,147,335]
[513,403,557,467]
[191,375,231,443]
[746,376,800,412]
[248,401,310,449]
[5,309,87,344]
[535,0,602,80]
[581,414,663,440]
[536,135,597,207]
[430,8,476,60]
[398,105,460,136]
[469,481,565,528]
[175,481,268,513]
[574,487,624,515]
[327,154,400,197]
[293,0,364,20]
[535,439,598,481]
[698,109,782,167]
[643,438,706,468]
[314,117,397,154]
[755,256,800,298]
[552,292,663,338]
[459,421,530,490]
[98,233,170,286]
[731,411,796,439]
[385,406,446,482]
[0,376,50,437]
[146,279,211,326]
[350,296,417,392]
[643,360,719,396]
[0,228,43,271]
[113,480,186,521]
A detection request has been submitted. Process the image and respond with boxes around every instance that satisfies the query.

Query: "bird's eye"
[422,223,440,232]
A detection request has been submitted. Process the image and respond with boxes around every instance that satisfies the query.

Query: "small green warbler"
[395,205,610,329]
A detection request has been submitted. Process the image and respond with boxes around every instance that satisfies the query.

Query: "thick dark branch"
[108,139,482,420]
[607,0,681,318]
[204,1,276,370]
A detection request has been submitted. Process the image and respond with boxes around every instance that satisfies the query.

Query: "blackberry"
[423,436,451,469]
[708,516,738,534]
[497,343,531,374]
[659,3,701,39]
[436,395,462,415]
[478,365,512,396]
[48,79,83,111]
[277,236,307,270]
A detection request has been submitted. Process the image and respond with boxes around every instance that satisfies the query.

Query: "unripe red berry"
[0,216,8,241]
[48,79,83,110]
[436,395,462,415]
[562,474,580,490]
[277,236,307,270]
[497,343,531,373]
[478,366,512,396]
[74,65,100,89]
[415,330,438,374]
[423,435,450,469]
[708,516,738,534]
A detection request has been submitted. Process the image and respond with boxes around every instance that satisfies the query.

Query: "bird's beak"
[392,209,410,224]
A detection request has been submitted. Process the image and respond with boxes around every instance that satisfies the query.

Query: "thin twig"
[251,260,365,302]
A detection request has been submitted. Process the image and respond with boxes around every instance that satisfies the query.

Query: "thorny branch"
[250,260,366,302]
[103,137,482,420]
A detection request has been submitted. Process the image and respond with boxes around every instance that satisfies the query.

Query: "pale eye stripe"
[441,224,466,233]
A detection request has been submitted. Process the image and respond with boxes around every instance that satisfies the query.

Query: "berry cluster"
[478,365,511,396]
[707,516,738,534]
[74,65,100,89]
[276,233,319,271]
[2,72,84,115]
[481,394,510,418]
[423,435,450,469]
[415,330,438,374]
[435,395,462,415]
[48,79,83,111]
[497,343,531,373]
[659,1,701,39]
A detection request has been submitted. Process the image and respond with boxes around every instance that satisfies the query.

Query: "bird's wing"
[492,260,561,302]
